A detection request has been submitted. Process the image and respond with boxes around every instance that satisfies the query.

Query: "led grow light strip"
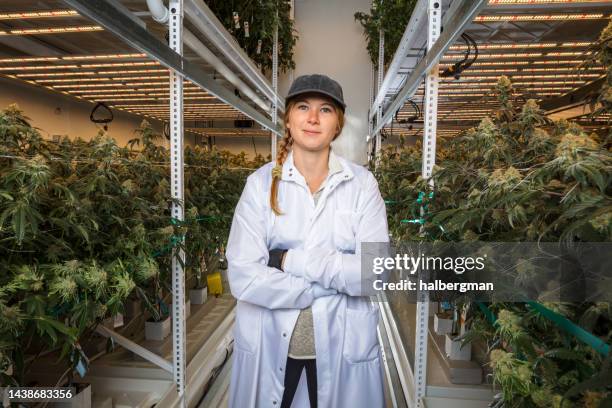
[454,67,603,74]
[439,60,584,67]
[0,65,79,71]
[0,53,146,64]
[443,51,586,59]
[441,80,585,86]
[80,97,160,101]
[14,71,94,77]
[63,53,146,60]
[0,26,103,35]
[66,89,140,94]
[448,41,590,51]
[442,52,543,59]
[489,0,601,4]
[52,83,130,89]
[111,103,226,108]
[0,62,158,72]
[475,14,604,22]
[83,93,149,98]
[97,69,168,75]
[33,77,130,83]
[81,61,159,68]
[0,10,79,20]
[0,56,60,63]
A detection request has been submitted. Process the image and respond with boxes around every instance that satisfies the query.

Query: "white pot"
[444,334,472,361]
[145,316,171,341]
[434,313,453,336]
[190,287,208,305]
[57,383,91,408]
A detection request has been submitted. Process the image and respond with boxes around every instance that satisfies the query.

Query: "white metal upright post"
[169,1,187,405]
[375,27,384,168]
[414,1,440,407]
[271,21,279,159]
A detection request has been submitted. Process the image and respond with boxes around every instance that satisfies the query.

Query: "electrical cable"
[440,33,478,80]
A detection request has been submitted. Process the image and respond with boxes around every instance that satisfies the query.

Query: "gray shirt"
[288,150,343,359]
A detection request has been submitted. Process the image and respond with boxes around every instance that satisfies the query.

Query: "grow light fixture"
[0,10,79,20]
[87,97,160,101]
[443,52,542,59]
[53,83,128,89]
[463,67,602,74]
[0,54,145,63]
[67,89,140,94]
[63,53,147,60]
[489,0,600,4]
[32,72,167,83]
[81,62,159,68]
[0,56,60,63]
[0,26,103,35]
[84,94,148,98]
[35,78,110,83]
[474,14,604,22]
[15,71,96,77]
[0,65,79,71]
[124,81,168,86]
[98,69,168,75]
[449,42,591,51]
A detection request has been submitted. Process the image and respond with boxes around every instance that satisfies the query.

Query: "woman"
[226,74,389,408]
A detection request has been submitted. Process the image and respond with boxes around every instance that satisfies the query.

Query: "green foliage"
[0,105,263,386]
[354,0,418,67]
[205,0,297,72]
[376,72,611,405]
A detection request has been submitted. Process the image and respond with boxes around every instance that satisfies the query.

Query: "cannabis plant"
[375,40,611,405]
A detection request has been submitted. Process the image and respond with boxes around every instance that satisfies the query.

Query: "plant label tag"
[76,359,87,378]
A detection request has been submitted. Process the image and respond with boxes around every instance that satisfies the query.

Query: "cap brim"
[286,89,346,111]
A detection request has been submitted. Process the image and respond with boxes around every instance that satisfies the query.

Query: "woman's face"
[286,95,340,154]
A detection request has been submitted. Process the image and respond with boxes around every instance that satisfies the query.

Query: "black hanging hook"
[90,102,113,131]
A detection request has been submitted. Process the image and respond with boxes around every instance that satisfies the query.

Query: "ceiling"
[0,1,609,141]
[0,0,261,136]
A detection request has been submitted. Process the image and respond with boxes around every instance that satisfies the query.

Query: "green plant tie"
[170,216,220,225]
[401,218,425,225]
[476,301,497,325]
[152,234,185,258]
[477,301,610,357]
[527,301,610,357]
[399,191,445,233]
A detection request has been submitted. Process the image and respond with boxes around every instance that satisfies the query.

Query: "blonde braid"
[270,126,292,215]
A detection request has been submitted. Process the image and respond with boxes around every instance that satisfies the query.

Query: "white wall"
[0,77,273,156]
[0,77,164,147]
[279,0,373,165]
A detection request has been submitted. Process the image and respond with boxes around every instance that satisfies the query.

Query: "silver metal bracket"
[169,1,187,405]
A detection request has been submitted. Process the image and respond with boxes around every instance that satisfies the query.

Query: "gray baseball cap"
[286,74,346,111]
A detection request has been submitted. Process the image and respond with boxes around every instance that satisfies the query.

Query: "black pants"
[280,357,317,408]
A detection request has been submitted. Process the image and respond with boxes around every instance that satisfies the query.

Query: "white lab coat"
[226,150,389,408]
